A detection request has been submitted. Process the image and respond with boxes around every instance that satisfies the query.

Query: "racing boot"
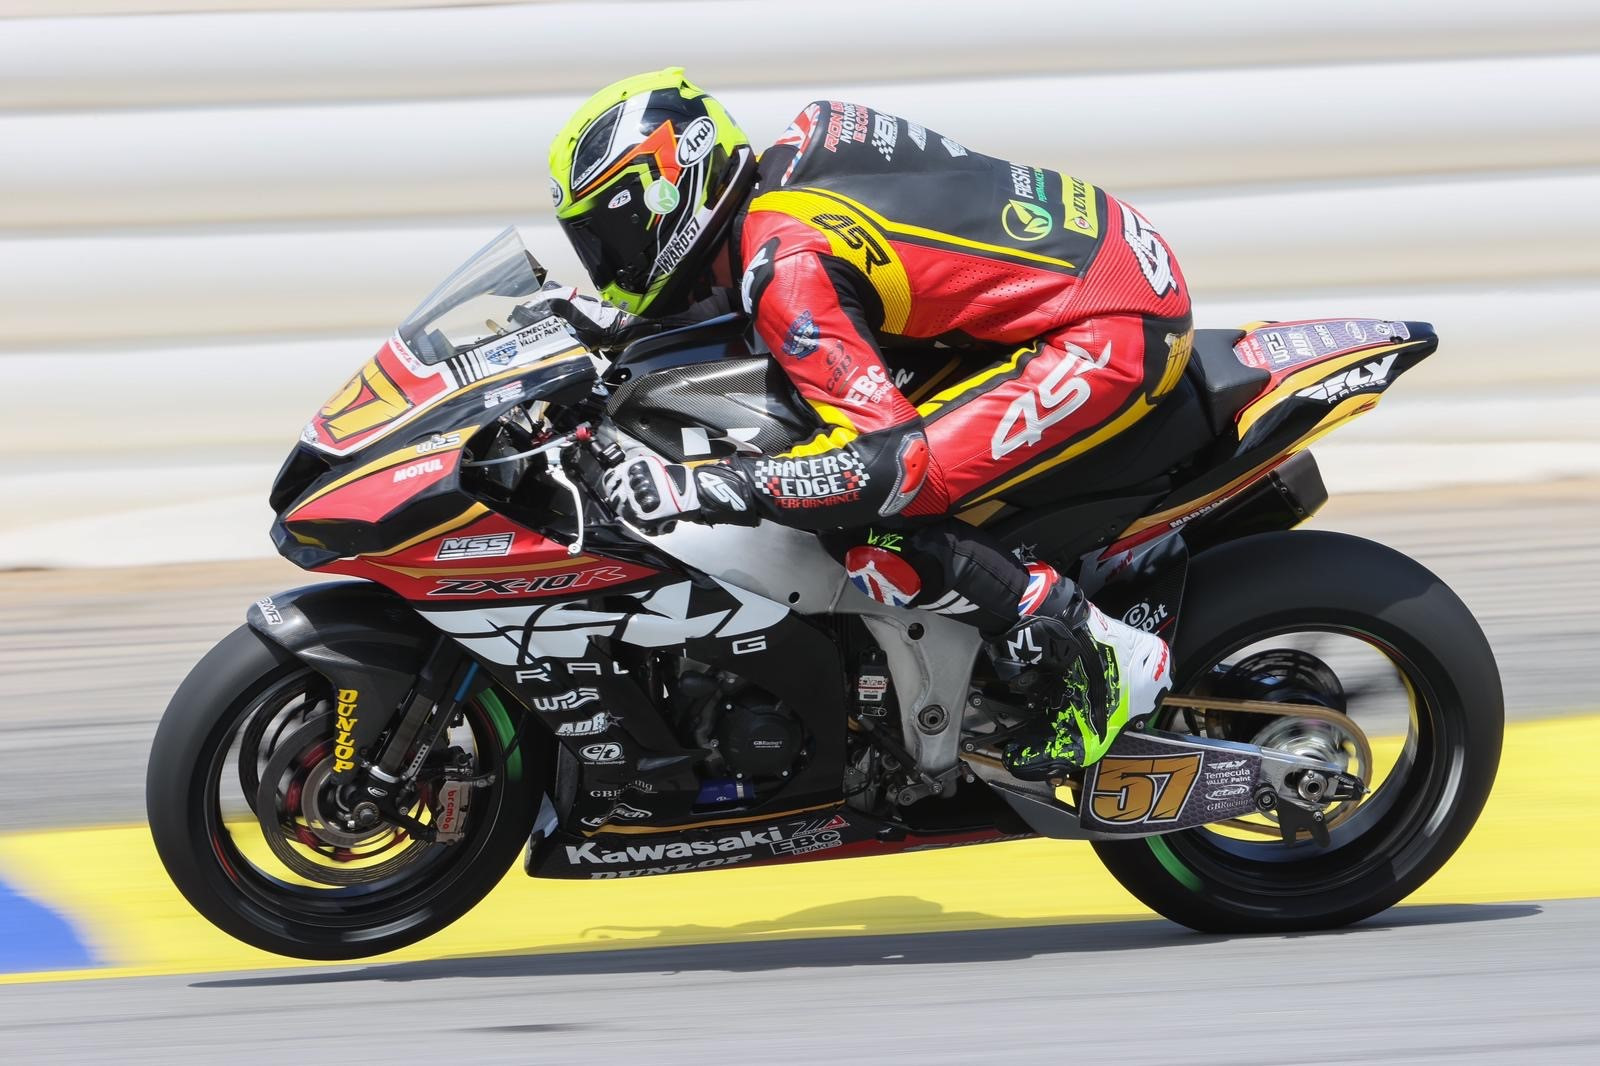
[990,565,1172,780]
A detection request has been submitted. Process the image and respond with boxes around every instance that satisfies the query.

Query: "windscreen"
[397,227,552,365]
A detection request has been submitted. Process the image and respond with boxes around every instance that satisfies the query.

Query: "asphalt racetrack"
[1,480,1596,1062]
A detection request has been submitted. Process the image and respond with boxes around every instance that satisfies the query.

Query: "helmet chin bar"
[638,145,759,319]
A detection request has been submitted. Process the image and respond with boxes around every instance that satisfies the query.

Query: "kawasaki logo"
[566,828,779,864]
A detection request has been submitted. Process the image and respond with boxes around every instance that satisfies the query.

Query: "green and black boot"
[990,576,1172,780]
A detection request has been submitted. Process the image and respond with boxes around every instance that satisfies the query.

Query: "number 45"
[1089,754,1202,824]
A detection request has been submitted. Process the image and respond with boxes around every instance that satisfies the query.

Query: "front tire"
[1091,530,1503,933]
[147,625,542,960]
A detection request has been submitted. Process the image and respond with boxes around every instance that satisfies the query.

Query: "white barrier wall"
[2,0,1598,565]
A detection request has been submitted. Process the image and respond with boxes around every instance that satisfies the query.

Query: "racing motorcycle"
[147,228,1502,960]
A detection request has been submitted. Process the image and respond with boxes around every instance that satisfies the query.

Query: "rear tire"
[147,625,541,960]
[1090,530,1502,933]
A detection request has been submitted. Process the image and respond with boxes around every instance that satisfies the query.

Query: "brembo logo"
[333,688,360,772]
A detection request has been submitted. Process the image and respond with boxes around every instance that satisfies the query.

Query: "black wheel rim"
[191,664,522,945]
[1152,623,1463,898]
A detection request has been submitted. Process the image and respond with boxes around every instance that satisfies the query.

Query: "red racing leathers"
[695,100,1194,533]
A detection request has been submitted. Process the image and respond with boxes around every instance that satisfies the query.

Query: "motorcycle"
[147,227,1502,959]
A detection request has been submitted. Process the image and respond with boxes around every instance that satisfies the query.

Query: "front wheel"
[1091,531,1503,933]
[147,626,542,960]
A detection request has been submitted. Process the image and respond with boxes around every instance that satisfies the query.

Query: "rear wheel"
[1091,531,1502,933]
[147,626,542,960]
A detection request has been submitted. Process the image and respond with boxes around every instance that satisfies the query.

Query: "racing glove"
[527,282,642,351]
[603,449,760,531]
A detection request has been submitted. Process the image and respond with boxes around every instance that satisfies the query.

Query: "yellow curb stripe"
[1,712,1594,985]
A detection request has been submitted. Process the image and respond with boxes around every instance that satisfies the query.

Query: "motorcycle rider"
[545,69,1184,779]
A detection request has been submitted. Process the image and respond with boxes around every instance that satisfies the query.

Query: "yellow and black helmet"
[549,68,755,317]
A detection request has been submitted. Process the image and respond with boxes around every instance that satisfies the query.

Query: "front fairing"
[266,229,610,564]
[270,351,598,565]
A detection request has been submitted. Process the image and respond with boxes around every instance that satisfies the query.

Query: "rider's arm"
[694,241,934,529]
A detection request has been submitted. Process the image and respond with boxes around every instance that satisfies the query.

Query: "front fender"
[246,581,440,754]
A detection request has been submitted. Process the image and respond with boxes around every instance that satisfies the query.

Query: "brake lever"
[542,445,586,557]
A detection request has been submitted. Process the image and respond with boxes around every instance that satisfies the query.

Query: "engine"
[670,663,806,788]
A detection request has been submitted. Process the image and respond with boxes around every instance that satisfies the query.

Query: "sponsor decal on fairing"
[435,532,515,561]
[530,688,601,714]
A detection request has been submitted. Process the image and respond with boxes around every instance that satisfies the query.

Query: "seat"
[1184,329,1268,437]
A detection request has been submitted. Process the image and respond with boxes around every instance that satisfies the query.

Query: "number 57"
[1089,754,1202,824]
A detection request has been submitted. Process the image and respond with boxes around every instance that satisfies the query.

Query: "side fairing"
[420,576,850,832]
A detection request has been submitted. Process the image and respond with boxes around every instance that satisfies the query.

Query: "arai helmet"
[549,68,753,316]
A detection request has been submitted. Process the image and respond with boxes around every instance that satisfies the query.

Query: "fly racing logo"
[435,532,514,560]
[565,828,781,864]
[1295,354,1398,402]
[1006,626,1043,665]
[991,340,1112,459]
[1121,203,1175,297]
[532,688,600,714]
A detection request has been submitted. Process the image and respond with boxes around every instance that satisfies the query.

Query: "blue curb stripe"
[0,875,97,974]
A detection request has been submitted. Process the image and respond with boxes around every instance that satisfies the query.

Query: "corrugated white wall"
[3,0,1598,565]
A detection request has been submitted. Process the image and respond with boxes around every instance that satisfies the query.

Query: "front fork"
[335,639,496,845]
